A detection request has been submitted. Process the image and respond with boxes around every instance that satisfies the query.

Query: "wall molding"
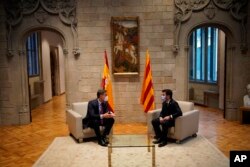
[4,0,80,57]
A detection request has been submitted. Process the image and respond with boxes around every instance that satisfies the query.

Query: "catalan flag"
[140,50,155,113]
[101,50,114,112]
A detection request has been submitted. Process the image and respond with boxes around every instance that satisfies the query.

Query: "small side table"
[239,106,250,124]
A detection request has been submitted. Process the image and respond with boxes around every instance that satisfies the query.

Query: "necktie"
[99,103,103,124]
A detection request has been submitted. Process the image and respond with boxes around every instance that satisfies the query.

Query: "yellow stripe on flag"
[140,50,155,113]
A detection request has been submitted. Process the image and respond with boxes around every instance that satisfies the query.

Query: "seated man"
[152,89,182,147]
[82,89,115,146]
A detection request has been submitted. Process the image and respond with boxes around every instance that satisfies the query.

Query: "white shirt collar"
[97,99,102,105]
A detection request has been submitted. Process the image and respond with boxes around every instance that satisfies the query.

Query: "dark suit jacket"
[82,99,108,128]
[160,99,182,124]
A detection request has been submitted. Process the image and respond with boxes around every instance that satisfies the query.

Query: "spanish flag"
[140,50,155,113]
[101,50,114,112]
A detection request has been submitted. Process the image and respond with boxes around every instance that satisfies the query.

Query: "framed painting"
[111,17,139,75]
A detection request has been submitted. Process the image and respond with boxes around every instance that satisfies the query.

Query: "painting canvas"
[111,17,139,75]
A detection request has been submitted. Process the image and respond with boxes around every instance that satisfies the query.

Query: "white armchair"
[147,101,199,143]
[66,102,104,142]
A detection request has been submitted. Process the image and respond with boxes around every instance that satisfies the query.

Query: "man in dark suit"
[152,89,182,147]
[82,89,115,147]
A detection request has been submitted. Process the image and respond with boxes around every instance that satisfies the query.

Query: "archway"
[173,0,249,121]
[3,18,76,125]
[19,27,69,123]
[187,25,227,114]
[23,29,66,116]
[1,0,79,125]
[174,16,246,121]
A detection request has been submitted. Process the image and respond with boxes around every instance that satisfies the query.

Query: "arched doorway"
[187,26,226,112]
[1,0,78,125]
[175,20,243,121]
[21,28,67,122]
[13,24,73,125]
[173,0,249,121]
[24,30,65,113]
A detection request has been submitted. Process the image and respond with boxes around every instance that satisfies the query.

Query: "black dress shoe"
[98,140,107,147]
[102,137,109,144]
[153,138,162,144]
[158,141,168,147]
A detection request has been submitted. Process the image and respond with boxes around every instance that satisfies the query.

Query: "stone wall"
[0,0,250,125]
[0,3,13,125]
[75,0,175,123]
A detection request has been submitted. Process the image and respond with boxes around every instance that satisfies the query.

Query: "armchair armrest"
[66,109,83,139]
[147,109,161,134]
[174,110,199,141]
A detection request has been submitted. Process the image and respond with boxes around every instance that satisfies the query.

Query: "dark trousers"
[151,117,174,141]
[89,118,114,141]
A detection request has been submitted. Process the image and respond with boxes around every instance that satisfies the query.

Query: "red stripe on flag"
[101,77,106,89]
[145,95,154,112]
[145,63,151,78]
[142,80,152,104]
[104,50,109,69]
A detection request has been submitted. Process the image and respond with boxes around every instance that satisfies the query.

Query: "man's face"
[99,93,107,102]
[162,92,170,101]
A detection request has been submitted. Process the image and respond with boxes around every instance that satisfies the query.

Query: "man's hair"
[97,89,106,98]
[162,89,173,99]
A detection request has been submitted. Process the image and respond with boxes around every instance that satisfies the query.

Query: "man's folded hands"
[103,112,115,118]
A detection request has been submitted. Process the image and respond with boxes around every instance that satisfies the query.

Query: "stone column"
[225,46,238,121]
[18,50,31,124]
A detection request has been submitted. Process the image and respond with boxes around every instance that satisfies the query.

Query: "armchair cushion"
[177,101,194,113]
[72,102,88,117]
